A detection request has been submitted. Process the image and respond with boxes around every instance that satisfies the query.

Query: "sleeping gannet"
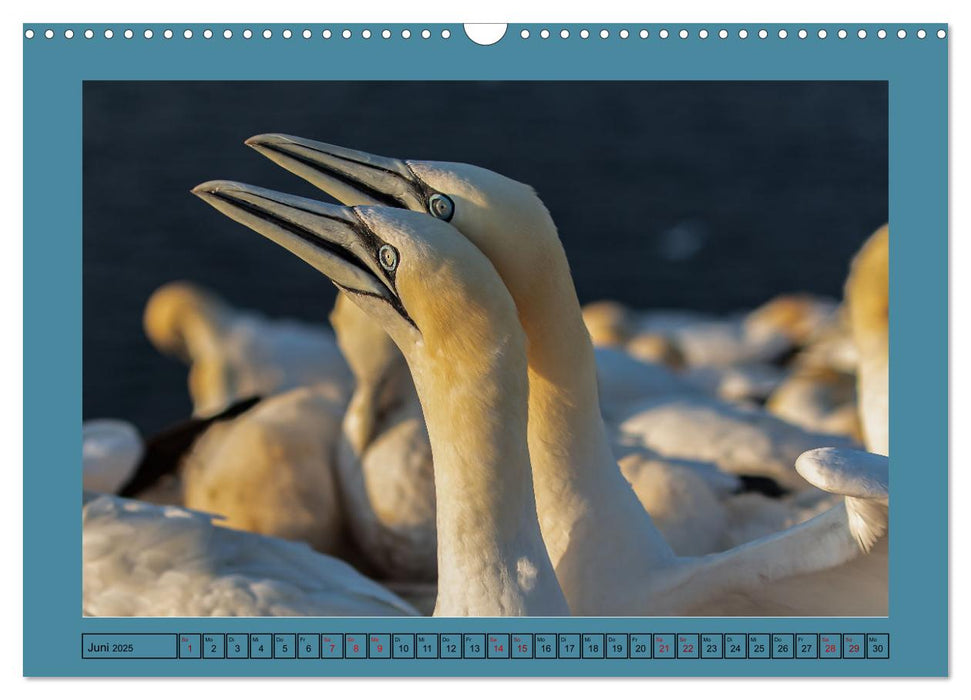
[83,494,417,616]
[180,383,350,556]
[766,365,862,440]
[144,281,352,416]
[592,293,838,369]
[83,396,261,505]
[197,171,884,616]
[83,392,350,555]
[193,181,569,616]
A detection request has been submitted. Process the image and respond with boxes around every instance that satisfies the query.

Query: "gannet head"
[244,135,561,318]
[143,281,230,361]
[191,180,522,367]
[845,224,889,352]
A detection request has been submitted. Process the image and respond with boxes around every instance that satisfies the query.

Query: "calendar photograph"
[80,80,890,619]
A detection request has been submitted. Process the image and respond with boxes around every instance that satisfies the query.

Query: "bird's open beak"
[245,134,427,210]
[191,180,397,304]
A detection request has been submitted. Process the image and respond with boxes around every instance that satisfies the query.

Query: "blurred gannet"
[180,384,350,556]
[83,494,417,616]
[82,395,350,554]
[144,281,352,416]
[766,365,862,440]
[194,181,569,616]
[845,225,889,455]
[83,397,261,505]
[613,393,856,490]
[633,294,839,368]
[226,141,887,615]
[689,446,888,616]
[83,420,144,494]
[329,294,437,581]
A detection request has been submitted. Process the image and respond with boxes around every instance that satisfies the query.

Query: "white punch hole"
[464,24,507,46]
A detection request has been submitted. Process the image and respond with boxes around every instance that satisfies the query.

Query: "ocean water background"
[83,81,888,433]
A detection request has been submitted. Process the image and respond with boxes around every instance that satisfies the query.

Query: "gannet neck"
[331,293,409,452]
[846,225,889,455]
[481,209,676,603]
[143,281,233,360]
[402,281,569,616]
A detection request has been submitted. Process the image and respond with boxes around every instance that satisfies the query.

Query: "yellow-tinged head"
[243,135,567,326]
[143,281,230,361]
[191,181,525,378]
[845,224,889,352]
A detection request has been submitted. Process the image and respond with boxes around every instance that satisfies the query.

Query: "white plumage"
[143,281,352,416]
[193,181,570,616]
[329,294,437,581]
[181,383,349,556]
[83,495,417,617]
[82,420,143,494]
[614,393,857,491]
[232,138,889,617]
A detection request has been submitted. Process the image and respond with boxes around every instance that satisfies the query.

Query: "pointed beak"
[191,180,397,303]
[245,133,427,210]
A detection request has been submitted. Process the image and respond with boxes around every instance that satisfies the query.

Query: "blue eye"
[378,244,399,271]
[428,193,455,221]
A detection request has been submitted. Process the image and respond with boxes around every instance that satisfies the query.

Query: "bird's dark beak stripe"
[206,189,417,328]
[257,140,417,210]
[209,191,377,282]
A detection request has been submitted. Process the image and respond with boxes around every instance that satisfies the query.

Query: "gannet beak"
[245,133,427,210]
[191,180,399,305]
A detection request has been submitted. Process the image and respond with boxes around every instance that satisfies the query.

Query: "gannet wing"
[795,447,889,499]
[82,495,418,617]
[796,447,889,551]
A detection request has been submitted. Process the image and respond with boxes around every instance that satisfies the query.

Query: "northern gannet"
[845,225,889,455]
[180,383,350,556]
[83,420,144,494]
[584,294,838,368]
[689,446,888,616]
[83,393,350,555]
[329,294,437,581]
[83,494,417,616]
[193,181,569,616]
[242,137,856,488]
[144,281,352,416]
[83,396,261,504]
[143,283,361,552]
[766,365,862,440]
[205,141,887,615]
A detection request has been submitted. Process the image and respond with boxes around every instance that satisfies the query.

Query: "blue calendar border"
[23,23,948,677]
